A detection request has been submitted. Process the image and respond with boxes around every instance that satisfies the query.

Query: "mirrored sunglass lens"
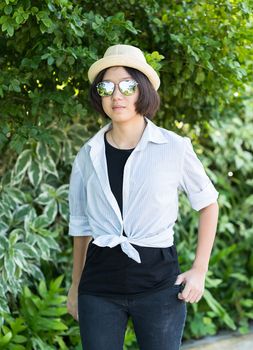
[97,81,114,96]
[119,80,137,96]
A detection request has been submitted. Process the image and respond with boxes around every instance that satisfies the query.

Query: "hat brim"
[88,55,160,90]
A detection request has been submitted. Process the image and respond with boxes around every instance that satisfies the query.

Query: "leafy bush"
[0,276,70,350]
[0,122,90,348]
[175,101,253,339]
[1,0,252,154]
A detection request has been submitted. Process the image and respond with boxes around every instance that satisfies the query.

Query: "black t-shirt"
[78,131,180,297]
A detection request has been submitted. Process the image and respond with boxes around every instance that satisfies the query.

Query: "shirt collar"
[86,116,169,152]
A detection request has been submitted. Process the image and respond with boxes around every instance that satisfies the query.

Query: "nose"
[112,84,123,99]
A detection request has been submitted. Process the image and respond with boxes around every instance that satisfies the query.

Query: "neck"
[108,116,147,149]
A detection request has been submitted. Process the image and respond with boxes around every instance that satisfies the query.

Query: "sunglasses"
[96,79,138,97]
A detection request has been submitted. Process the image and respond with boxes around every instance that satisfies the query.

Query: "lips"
[112,106,126,111]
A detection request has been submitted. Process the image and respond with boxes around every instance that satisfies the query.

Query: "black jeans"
[78,284,187,350]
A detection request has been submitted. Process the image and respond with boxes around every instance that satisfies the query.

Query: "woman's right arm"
[67,153,93,320]
[72,236,92,287]
[67,236,92,321]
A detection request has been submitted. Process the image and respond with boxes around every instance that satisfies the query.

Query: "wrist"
[71,280,80,288]
[192,264,208,274]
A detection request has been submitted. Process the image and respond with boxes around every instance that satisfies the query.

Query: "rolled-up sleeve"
[179,137,219,211]
[68,156,92,236]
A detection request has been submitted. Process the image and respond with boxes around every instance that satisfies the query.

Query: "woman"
[67,44,219,350]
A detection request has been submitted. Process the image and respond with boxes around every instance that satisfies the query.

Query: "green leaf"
[230,273,249,283]
[40,307,67,317]
[35,236,51,259]
[125,20,138,34]
[36,11,53,28]
[36,317,68,331]
[4,187,26,205]
[56,184,69,197]
[38,279,47,299]
[14,243,37,258]
[11,334,27,344]
[28,160,43,187]
[4,257,16,281]
[13,205,31,223]
[59,201,68,221]
[13,251,29,272]
[36,191,51,205]
[36,142,48,161]
[43,154,58,178]
[29,264,44,280]
[47,56,54,65]
[95,15,104,25]
[9,79,21,92]
[43,200,58,224]
[0,331,12,346]
[170,33,184,44]
[67,56,75,65]
[0,235,9,250]
[9,229,23,246]
[33,215,49,229]
[3,23,14,36]
[13,149,32,178]
[195,69,205,85]
[9,345,26,350]
[204,290,236,330]
[4,5,12,15]
[49,275,64,291]
[187,45,199,61]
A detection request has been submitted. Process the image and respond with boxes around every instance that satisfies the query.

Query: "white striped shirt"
[68,117,219,263]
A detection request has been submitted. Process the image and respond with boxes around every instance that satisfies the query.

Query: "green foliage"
[0,276,69,350]
[0,0,253,348]
[0,121,92,347]
[175,102,253,339]
[124,318,138,350]
[1,0,253,152]
[0,314,28,350]
[0,122,92,315]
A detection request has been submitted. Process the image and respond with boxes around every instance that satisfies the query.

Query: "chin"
[113,116,136,123]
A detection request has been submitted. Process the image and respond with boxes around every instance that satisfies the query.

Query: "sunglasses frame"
[96,79,138,97]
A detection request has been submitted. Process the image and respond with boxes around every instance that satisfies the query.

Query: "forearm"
[71,236,92,287]
[176,201,219,303]
[192,201,219,273]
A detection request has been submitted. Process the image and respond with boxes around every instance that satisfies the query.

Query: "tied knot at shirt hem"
[92,235,142,263]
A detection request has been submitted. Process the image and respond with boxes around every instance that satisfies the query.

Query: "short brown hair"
[89,67,160,120]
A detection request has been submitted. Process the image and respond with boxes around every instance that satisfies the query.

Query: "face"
[101,66,141,123]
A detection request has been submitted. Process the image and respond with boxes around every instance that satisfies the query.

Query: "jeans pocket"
[172,283,185,293]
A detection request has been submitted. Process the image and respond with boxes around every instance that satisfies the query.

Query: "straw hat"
[87,44,160,90]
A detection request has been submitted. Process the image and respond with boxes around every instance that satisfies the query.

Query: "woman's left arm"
[175,201,219,303]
